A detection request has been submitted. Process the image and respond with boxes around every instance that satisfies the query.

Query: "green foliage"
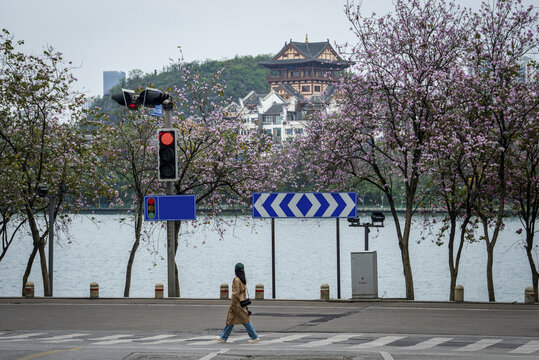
[90,54,272,113]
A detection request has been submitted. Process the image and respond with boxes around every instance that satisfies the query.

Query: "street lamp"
[37,183,66,296]
[348,212,385,251]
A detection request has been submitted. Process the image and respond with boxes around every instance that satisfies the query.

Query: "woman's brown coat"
[226,276,250,325]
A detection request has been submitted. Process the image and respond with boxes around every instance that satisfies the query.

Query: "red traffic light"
[159,131,174,146]
[147,197,155,205]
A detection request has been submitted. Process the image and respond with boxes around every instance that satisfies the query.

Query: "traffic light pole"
[48,194,56,296]
[163,100,176,297]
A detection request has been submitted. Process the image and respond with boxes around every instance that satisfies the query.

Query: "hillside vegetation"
[91,54,272,112]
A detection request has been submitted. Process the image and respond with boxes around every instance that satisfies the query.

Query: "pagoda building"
[259,36,350,99]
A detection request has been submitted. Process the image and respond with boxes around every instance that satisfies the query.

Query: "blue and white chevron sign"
[252,192,357,219]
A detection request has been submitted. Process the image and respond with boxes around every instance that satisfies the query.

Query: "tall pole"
[336,218,341,299]
[48,195,56,296]
[365,225,370,251]
[271,218,276,299]
[163,100,176,297]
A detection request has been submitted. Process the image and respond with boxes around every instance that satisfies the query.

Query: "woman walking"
[216,263,260,343]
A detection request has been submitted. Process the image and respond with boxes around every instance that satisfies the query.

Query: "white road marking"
[300,334,356,347]
[454,339,503,352]
[199,349,229,360]
[89,334,134,340]
[40,333,89,343]
[262,333,311,345]
[94,334,177,345]
[0,333,44,340]
[142,335,211,345]
[349,336,405,349]
[404,337,453,350]
[510,340,539,354]
[133,334,176,342]
[188,335,230,346]
[380,352,395,360]
[89,334,134,345]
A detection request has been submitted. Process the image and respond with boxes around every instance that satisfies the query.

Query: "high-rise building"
[103,71,126,96]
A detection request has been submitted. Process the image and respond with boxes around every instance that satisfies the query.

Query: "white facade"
[228,89,338,143]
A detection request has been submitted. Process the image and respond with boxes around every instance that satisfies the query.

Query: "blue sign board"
[144,195,196,221]
[151,105,163,117]
[253,192,357,219]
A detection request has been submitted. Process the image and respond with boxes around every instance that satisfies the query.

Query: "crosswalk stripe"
[454,339,503,351]
[0,333,44,340]
[40,333,89,343]
[89,334,134,345]
[188,335,228,346]
[509,340,539,354]
[349,335,405,349]
[189,335,250,346]
[300,334,356,347]
[404,337,453,350]
[94,334,177,345]
[262,333,311,345]
[134,334,176,342]
[198,349,229,360]
[89,334,134,341]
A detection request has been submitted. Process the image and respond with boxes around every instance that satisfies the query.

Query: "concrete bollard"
[320,283,330,300]
[525,286,535,304]
[255,283,264,300]
[220,283,229,299]
[25,282,34,298]
[90,282,99,298]
[155,282,164,299]
[454,285,464,303]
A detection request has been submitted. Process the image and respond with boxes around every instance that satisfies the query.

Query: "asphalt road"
[0,298,538,360]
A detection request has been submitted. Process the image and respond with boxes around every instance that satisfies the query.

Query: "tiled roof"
[243,92,262,105]
[278,84,304,100]
[264,102,286,115]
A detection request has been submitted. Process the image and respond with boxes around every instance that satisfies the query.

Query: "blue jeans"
[220,322,258,341]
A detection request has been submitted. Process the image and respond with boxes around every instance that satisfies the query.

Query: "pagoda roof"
[259,40,350,69]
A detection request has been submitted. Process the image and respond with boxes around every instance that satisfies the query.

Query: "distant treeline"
[90,54,272,113]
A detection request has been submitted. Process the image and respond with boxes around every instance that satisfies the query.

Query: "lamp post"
[37,183,66,296]
[347,212,385,251]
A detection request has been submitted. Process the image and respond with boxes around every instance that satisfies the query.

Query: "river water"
[0,214,535,302]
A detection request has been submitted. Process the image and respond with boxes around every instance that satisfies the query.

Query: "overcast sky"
[0,0,536,98]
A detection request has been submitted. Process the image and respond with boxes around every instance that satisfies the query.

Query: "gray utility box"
[351,251,378,299]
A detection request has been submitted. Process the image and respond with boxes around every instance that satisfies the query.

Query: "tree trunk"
[448,215,457,301]
[123,197,144,297]
[486,240,495,302]
[25,208,51,297]
[448,215,469,301]
[38,242,50,296]
[388,192,414,300]
[526,231,538,303]
[22,245,38,296]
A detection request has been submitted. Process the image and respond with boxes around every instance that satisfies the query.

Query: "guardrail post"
[320,283,330,300]
[454,285,464,302]
[220,283,229,299]
[525,286,535,304]
[25,282,34,298]
[90,282,99,298]
[255,283,264,300]
[155,282,164,299]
